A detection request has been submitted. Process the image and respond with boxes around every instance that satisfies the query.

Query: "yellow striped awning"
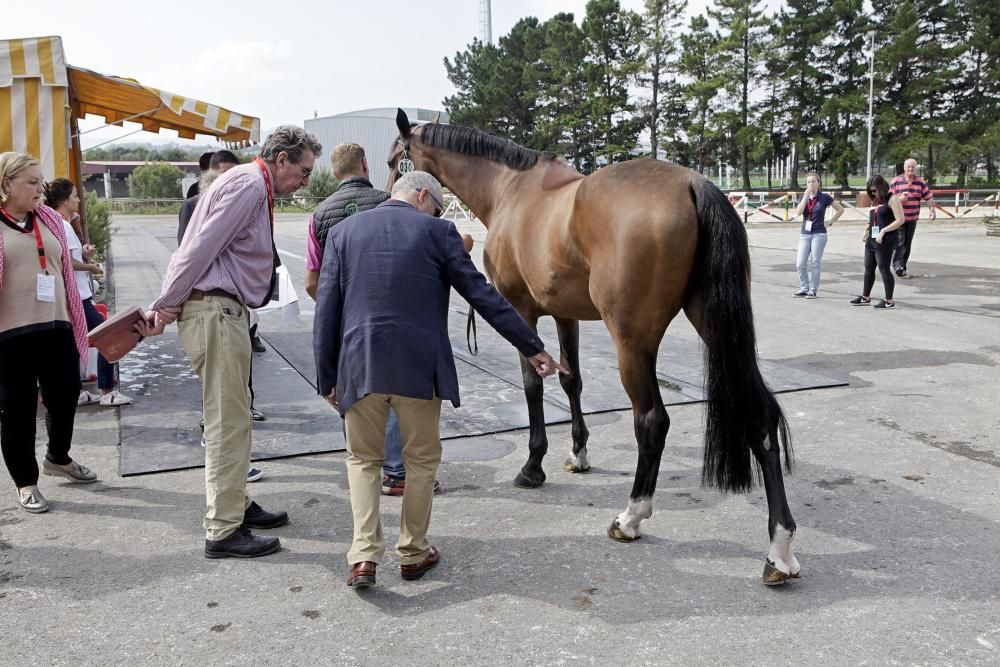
[68,66,260,148]
[0,36,71,178]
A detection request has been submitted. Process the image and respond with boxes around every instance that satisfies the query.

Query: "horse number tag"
[398,158,414,174]
[37,273,56,302]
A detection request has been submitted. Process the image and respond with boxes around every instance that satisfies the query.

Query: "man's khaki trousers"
[344,393,442,566]
[177,295,253,541]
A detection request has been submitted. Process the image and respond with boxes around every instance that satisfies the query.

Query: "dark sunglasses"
[416,188,444,217]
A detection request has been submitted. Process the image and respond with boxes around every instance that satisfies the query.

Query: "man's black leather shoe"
[205,527,281,559]
[242,501,289,529]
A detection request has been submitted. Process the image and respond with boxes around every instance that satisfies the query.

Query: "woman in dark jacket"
[850,175,906,309]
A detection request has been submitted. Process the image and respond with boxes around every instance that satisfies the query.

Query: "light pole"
[865,31,876,181]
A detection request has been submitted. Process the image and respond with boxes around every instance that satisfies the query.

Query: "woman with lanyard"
[793,171,844,299]
[0,153,97,513]
[44,178,133,407]
[850,174,906,309]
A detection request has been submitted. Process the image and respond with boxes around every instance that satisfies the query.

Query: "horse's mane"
[419,123,555,171]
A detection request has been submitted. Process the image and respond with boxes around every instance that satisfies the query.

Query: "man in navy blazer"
[314,171,565,588]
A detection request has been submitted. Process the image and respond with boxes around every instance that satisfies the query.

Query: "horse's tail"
[688,176,792,493]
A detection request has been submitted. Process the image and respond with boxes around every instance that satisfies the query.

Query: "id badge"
[37,273,56,302]
[871,225,880,239]
[804,218,813,233]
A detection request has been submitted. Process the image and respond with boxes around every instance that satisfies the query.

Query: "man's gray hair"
[259,125,323,163]
[391,170,443,199]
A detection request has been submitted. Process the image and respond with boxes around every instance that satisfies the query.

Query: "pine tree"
[582,0,645,164]
[678,15,723,174]
[709,0,770,189]
[771,0,832,188]
[820,0,869,188]
[639,0,687,161]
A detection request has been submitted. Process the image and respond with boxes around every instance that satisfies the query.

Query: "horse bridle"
[395,136,415,177]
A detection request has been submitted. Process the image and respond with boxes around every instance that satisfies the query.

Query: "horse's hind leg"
[752,422,800,585]
[607,344,669,542]
[554,317,590,473]
[513,313,549,489]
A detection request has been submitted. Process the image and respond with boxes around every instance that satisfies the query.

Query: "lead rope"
[466,308,478,356]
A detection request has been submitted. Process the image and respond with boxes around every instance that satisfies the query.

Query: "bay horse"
[387,109,800,585]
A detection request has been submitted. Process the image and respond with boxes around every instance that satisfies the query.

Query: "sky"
[6,0,728,149]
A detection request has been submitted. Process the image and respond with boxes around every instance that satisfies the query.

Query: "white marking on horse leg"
[614,497,653,539]
[569,447,589,470]
[766,523,799,575]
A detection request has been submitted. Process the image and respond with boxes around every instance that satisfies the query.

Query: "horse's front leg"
[753,422,800,585]
[607,345,669,542]
[513,314,548,489]
[554,317,590,473]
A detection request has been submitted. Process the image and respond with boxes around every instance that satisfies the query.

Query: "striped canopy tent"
[0,35,260,190]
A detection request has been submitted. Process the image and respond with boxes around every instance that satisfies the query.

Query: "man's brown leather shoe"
[400,546,440,581]
[347,561,376,588]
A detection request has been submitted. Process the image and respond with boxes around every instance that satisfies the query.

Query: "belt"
[188,288,239,302]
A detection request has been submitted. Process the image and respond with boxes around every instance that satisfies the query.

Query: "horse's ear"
[396,108,412,138]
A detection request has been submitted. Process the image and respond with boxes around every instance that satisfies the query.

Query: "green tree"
[679,15,723,174]
[951,0,1000,184]
[820,0,869,188]
[582,0,645,164]
[771,0,832,188]
[296,167,339,201]
[639,0,687,161]
[83,190,112,257]
[873,0,922,173]
[536,13,597,169]
[709,0,769,189]
[128,163,184,198]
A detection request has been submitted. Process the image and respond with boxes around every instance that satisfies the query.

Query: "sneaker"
[792,290,809,298]
[805,290,817,299]
[895,267,905,277]
[247,467,264,483]
[874,299,895,309]
[849,296,872,305]
[381,475,441,496]
[250,407,267,422]
[17,485,49,513]
[99,390,133,406]
[78,390,99,406]
[42,458,98,483]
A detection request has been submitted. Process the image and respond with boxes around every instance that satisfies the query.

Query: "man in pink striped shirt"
[139,126,321,559]
[889,158,935,277]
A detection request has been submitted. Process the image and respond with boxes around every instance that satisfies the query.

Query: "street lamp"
[865,31,876,181]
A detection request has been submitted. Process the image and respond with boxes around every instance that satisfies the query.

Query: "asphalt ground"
[1,212,998,665]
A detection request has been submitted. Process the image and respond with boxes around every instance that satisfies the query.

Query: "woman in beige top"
[0,152,97,513]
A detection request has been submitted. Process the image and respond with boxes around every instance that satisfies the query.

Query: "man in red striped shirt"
[139,126,321,559]
[889,158,935,277]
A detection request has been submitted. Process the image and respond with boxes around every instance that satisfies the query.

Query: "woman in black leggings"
[851,175,906,309]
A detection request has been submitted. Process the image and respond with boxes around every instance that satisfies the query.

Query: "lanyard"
[254,157,275,227]
[31,221,49,273]
[804,197,817,219]
[0,208,47,272]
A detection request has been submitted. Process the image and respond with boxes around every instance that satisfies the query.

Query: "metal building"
[304,107,449,190]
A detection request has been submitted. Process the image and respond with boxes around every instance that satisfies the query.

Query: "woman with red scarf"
[0,152,97,514]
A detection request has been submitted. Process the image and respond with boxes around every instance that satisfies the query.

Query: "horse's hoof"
[513,471,545,489]
[563,458,591,473]
[607,520,640,543]
[762,558,795,586]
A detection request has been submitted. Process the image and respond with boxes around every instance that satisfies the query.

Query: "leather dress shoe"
[205,527,281,559]
[347,561,376,588]
[242,501,289,529]
[400,546,440,581]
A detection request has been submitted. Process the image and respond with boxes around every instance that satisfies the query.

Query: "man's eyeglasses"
[296,163,313,180]
[417,188,444,217]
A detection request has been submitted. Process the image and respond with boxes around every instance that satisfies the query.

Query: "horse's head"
[386,108,441,190]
